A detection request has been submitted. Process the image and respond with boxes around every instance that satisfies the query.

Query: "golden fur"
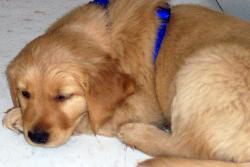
[119,3,250,167]
[3,0,250,166]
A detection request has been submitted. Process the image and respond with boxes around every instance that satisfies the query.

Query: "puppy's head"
[7,32,135,147]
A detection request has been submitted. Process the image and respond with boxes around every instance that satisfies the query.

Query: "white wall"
[218,0,250,21]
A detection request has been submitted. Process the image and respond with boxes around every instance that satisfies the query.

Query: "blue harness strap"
[153,7,171,63]
[90,0,171,63]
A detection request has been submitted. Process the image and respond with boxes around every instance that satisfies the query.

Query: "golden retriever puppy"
[3,0,165,147]
[3,0,250,166]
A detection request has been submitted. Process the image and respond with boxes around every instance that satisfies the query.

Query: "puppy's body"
[120,4,250,166]
[159,5,250,159]
[3,0,250,166]
[156,5,250,120]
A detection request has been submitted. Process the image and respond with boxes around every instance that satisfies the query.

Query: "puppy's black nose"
[28,129,49,144]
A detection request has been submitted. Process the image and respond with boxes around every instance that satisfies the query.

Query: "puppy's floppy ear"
[7,65,19,107]
[86,66,135,134]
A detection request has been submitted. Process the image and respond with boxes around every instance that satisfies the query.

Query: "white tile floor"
[0,1,219,167]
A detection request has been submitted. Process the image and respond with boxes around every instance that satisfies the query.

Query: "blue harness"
[91,0,171,63]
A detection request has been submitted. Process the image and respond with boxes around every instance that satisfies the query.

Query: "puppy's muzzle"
[28,128,49,144]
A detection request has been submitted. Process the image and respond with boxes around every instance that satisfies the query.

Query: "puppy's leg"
[2,107,23,133]
[138,157,241,167]
[119,123,250,167]
[118,123,183,157]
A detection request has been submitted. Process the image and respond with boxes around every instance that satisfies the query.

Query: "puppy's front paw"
[2,107,23,134]
[118,123,159,149]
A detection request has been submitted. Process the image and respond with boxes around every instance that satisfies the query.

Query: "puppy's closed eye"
[54,94,73,102]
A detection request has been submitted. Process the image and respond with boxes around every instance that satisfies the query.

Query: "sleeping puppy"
[3,0,250,166]
[3,0,165,147]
